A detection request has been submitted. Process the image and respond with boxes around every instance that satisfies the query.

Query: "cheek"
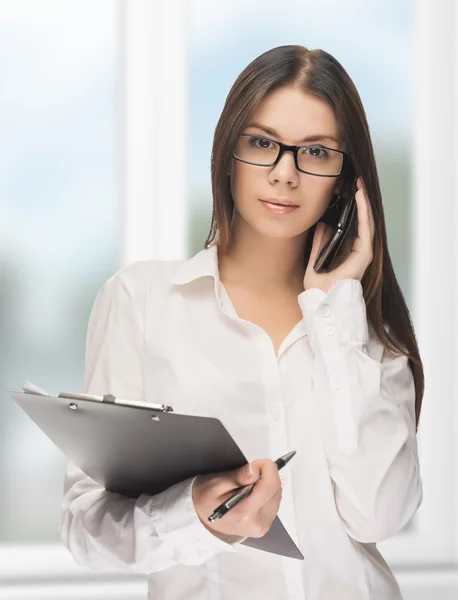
[230,162,258,202]
[300,173,336,196]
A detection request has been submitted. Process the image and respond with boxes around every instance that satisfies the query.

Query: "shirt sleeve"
[59,270,244,574]
[298,278,424,544]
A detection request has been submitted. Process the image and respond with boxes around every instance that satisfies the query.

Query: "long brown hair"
[204,45,424,433]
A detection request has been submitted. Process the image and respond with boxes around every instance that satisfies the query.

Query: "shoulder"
[96,258,185,310]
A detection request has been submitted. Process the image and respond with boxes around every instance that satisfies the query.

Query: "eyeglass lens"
[233,134,343,176]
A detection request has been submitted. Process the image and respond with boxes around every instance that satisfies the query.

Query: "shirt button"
[325,324,336,336]
[330,376,343,390]
[271,407,282,421]
[320,304,332,317]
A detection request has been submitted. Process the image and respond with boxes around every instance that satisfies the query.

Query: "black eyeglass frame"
[232,133,350,178]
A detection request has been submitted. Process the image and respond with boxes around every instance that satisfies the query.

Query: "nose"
[268,148,298,185]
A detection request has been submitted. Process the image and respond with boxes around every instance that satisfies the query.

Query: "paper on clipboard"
[22,380,51,396]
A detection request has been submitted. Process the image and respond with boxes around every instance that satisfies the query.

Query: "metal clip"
[101,394,174,413]
[58,391,174,413]
[102,394,116,404]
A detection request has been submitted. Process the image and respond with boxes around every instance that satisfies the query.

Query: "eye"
[304,146,330,159]
[249,136,274,149]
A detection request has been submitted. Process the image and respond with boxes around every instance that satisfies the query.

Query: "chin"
[250,222,307,240]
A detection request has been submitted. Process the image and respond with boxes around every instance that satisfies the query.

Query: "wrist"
[198,515,245,545]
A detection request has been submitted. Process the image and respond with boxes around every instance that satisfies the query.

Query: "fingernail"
[246,462,253,476]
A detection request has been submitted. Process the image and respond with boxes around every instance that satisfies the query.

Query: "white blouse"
[59,241,423,600]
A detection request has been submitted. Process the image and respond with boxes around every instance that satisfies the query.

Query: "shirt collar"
[170,242,220,286]
[170,240,309,341]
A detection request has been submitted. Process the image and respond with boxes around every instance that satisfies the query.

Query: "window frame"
[375,0,458,569]
[0,0,189,588]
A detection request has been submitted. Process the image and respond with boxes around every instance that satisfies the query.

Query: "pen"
[208,450,296,523]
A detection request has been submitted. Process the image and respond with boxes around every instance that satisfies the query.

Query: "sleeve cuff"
[298,279,369,350]
[149,476,240,564]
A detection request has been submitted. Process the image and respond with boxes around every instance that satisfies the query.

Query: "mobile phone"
[313,166,359,273]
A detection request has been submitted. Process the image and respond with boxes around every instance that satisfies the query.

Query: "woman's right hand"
[191,458,282,541]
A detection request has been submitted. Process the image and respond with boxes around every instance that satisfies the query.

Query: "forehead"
[248,86,340,145]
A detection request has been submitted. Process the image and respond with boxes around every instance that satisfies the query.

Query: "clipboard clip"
[101,393,174,413]
[58,392,174,413]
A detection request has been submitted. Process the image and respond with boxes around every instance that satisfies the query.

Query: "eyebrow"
[245,121,340,145]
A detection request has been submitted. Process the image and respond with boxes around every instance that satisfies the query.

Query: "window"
[2,1,456,597]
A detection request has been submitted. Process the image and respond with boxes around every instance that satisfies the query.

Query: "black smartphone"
[313,165,359,273]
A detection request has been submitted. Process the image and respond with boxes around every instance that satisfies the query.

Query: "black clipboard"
[7,388,304,560]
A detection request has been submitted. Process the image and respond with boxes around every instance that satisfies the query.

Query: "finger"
[239,460,280,513]
[357,176,367,196]
[357,177,375,238]
[366,193,376,240]
[231,462,260,489]
[355,186,372,250]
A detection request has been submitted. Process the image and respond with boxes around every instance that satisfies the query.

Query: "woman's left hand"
[303,177,376,295]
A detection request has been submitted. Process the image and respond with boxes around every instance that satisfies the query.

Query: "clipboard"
[7,388,304,561]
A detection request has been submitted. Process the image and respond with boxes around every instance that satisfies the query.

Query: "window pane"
[0,0,118,542]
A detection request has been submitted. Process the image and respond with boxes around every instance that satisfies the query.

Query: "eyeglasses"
[232,133,349,177]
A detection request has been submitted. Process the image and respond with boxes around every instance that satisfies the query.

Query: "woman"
[60,45,424,600]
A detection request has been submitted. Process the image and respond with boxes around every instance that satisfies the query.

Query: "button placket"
[255,341,301,555]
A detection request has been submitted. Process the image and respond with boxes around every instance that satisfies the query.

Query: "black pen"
[208,450,296,523]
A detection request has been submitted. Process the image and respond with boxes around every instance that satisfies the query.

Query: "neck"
[217,222,308,296]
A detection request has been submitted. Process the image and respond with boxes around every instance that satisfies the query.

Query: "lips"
[260,200,299,207]
[260,200,299,214]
